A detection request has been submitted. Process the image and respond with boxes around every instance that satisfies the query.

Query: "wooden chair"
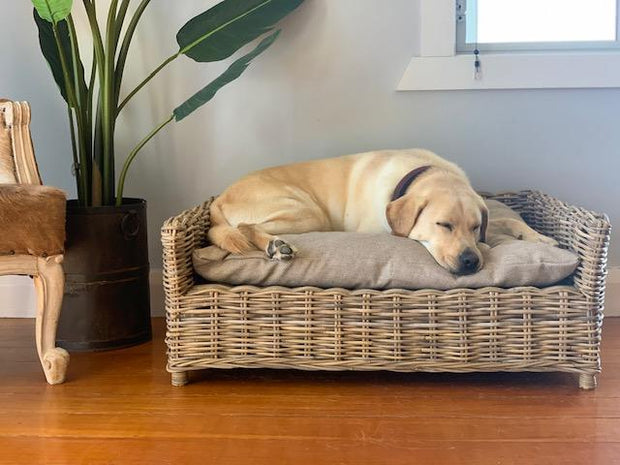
[0,100,69,384]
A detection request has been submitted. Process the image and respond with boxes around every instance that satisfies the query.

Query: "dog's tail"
[208,203,255,254]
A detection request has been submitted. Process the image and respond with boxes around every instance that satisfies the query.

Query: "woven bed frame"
[162,191,611,389]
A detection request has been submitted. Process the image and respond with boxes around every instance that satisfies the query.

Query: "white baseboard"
[0,276,37,318]
[1,267,618,318]
[149,269,165,317]
[605,266,620,317]
[0,269,165,318]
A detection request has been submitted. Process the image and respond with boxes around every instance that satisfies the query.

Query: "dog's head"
[386,173,488,275]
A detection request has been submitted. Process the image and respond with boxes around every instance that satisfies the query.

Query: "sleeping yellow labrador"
[209,149,556,275]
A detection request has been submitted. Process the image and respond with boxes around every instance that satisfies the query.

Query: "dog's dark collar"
[391,165,432,201]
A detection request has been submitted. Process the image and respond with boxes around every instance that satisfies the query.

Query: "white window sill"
[398,51,620,91]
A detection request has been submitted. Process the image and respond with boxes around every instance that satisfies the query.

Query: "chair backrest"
[0,100,42,185]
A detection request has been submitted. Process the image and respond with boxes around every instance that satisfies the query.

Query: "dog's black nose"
[457,249,480,275]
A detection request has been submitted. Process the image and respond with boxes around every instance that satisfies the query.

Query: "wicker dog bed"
[162,191,611,389]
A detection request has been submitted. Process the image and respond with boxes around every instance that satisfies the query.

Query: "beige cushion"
[193,232,579,291]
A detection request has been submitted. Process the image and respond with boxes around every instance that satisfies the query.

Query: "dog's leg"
[238,209,331,260]
[238,223,297,260]
[492,218,558,246]
[208,224,255,254]
[208,202,256,254]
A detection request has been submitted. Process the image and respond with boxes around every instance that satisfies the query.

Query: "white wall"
[1,1,618,314]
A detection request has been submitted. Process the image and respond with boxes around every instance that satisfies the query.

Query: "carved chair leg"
[34,255,69,384]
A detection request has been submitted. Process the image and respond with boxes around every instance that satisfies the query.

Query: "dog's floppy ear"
[479,203,489,243]
[386,195,428,237]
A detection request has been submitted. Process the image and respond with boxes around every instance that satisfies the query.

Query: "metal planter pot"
[57,198,152,351]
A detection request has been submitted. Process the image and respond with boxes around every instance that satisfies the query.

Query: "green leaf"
[31,0,73,24]
[33,9,85,105]
[176,0,302,62]
[173,30,280,121]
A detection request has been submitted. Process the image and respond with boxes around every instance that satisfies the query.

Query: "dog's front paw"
[267,239,297,261]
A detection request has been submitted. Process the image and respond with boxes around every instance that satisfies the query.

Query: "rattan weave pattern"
[162,191,610,389]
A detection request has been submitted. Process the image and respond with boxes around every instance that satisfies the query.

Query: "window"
[397,0,620,91]
[457,0,620,52]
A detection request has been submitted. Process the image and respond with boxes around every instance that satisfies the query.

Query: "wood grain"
[2,317,619,465]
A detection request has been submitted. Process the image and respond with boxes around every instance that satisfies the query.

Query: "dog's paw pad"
[267,239,296,261]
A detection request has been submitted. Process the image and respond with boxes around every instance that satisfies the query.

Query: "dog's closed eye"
[436,222,453,232]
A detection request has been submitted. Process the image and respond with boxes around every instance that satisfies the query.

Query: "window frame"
[455,0,620,53]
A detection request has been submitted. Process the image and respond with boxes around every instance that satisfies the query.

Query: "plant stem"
[66,18,84,109]
[49,25,78,116]
[98,0,119,205]
[114,0,131,44]
[82,0,108,203]
[85,0,100,206]
[48,16,89,206]
[67,105,83,201]
[92,102,104,206]
[67,15,91,206]
[117,51,178,113]
[81,1,106,91]
[116,114,173,206]
[114,0,152,105]
[86,46,97,156]
[85,4,97,162]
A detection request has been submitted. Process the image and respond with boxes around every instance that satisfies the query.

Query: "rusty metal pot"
[56,198,152,351]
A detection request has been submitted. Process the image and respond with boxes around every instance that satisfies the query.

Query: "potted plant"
[31,0,304,350]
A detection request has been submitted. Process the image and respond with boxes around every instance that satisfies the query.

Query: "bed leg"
[578,373,597,390]
[171,371,189,387]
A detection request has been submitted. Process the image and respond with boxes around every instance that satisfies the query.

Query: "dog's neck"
[391,166,432,201]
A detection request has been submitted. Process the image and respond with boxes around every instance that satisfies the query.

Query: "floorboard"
[1,317,619,465]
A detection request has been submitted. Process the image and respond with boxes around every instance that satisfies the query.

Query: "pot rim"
[66,198,146,213]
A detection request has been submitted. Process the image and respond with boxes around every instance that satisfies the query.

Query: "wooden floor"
[1,318,620,465]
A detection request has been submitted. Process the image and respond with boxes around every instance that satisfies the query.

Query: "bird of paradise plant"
[31,0,304,207]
